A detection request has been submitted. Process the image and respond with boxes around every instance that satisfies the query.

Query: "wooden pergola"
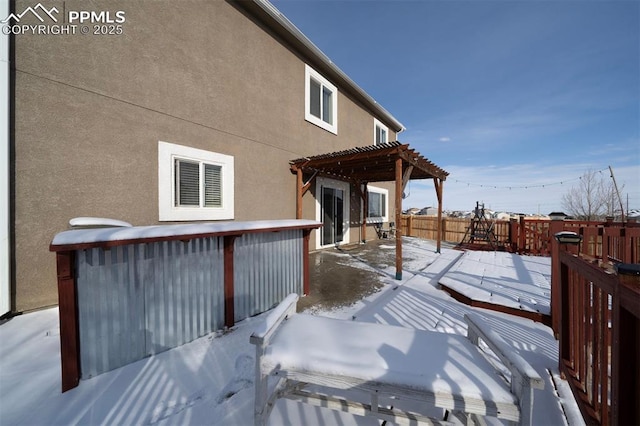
[290,142,449,280]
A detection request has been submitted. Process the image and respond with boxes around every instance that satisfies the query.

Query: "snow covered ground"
[0,238,585,425]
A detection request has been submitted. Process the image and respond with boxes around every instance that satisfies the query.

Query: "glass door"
[321,186,344,246]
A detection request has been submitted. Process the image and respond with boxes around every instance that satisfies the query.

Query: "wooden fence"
[399,214,640,257]
[551,222,640,425]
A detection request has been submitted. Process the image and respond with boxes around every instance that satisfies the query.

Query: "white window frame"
[158,141,234,221]
[315,177,350,249]
[374,118,388,145]
[305,64,338,135]
[366,185,389,223]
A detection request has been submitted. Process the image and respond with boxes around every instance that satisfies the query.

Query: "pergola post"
[290,143,448,281]
[362,182,368,243]
[434,178,444,253]
[395,157,403,280]
[296,167,303,219]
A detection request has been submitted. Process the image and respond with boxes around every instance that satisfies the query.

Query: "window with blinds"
[174,159,223,208]
[159,141,234,221]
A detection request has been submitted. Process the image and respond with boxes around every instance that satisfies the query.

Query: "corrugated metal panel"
[76,238,224,378]
[233,230,302,321]
[77,245,146,378]
[144,238,224,354]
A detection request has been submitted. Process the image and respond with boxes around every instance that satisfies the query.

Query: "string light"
[449,168,608,190]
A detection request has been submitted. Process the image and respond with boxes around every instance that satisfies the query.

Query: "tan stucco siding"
[13,0,398,311]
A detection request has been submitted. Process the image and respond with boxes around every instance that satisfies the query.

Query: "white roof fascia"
[251,0,406,133]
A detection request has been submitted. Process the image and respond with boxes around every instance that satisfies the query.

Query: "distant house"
[494,212,513,221]
[404,208,421,215]
[419,207,438,216]
[1,0,412,314]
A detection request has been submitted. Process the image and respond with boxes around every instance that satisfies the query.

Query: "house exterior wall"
[11,0,399,312]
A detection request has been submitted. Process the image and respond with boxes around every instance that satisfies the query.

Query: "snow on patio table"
[439,251,551,315]
[262,313,517,407]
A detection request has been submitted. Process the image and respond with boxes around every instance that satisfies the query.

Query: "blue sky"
[272,0,639,214]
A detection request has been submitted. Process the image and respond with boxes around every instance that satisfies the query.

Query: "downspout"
[0,0,11,318]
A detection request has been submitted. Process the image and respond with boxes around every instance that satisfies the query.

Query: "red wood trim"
[518,215,526,253]
[560,360,602,425]
[614,300,640,425]
[223,235,237,328]
[394,157,402,280]
[549,219,564,336]
[361,182,368,242]
[302,229,311,295]
[50,223,321,252]
[440,284,552,326]
[559,251,618,294]
[56,251,80,392]
[296,168,303,219]
[434,178,443,253]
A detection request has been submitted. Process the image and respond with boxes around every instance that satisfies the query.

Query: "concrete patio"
[298,237,457,313]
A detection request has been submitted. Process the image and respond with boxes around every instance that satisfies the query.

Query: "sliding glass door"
[321,186,344,246]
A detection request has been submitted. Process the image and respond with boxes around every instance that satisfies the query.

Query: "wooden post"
[613,273,640,425]
[362,182,368,243]
[224,235,238,328]
[296,168,303,219]
[56,251,80,392]
[509,218,518,252]
[442,216,447,244]
[407,214,413,237]
[303,229,311,295]
[549,219,564,337]
[434,178,444,253]
[519,215,526,253]
[395,157,403,280]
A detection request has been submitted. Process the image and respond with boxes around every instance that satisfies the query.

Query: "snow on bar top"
[50,219,321,248]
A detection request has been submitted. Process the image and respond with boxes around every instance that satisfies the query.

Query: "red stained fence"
[400,215,640,258]
[551,222,640,425]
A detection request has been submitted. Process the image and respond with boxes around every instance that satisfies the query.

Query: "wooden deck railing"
[550,221,640,425]
[555,252,639,425]
[401,215,640,424]
[400,215,640,257]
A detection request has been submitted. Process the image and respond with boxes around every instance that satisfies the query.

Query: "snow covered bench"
[250,294,544,425]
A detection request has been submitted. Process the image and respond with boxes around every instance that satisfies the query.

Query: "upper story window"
[158,141,234,221]
[374,118,388,145]
[305,64,338,134]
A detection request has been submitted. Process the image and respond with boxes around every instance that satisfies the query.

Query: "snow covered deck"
[252,295,543,425]
[439,251,552,325]
[1,238,584,425]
